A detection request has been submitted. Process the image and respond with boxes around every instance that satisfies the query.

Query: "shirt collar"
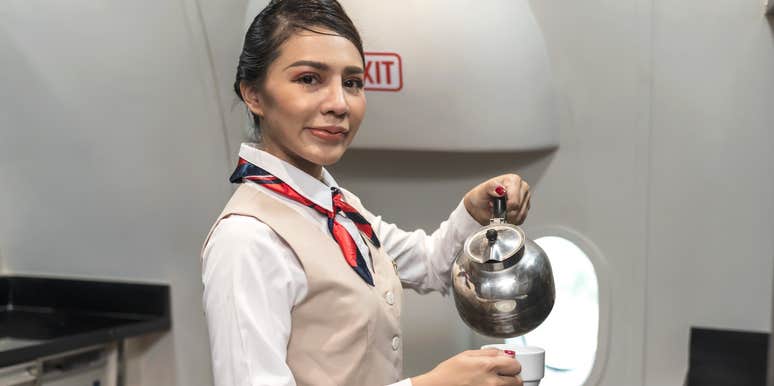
[237,143,339,211]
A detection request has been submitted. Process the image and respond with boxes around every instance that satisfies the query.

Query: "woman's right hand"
[410,349,523,386]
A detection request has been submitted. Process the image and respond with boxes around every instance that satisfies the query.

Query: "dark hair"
[234,0,364,137]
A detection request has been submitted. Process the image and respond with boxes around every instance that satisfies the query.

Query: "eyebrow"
[284,60,363,75]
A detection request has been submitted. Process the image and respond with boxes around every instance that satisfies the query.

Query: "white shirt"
[201,143,481,386]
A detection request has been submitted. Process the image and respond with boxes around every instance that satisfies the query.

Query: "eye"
[344,78,364,90]
[295,74,320,86]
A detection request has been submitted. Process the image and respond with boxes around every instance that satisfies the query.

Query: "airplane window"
[506,236,599,386]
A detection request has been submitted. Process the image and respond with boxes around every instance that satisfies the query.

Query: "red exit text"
[364,52,403,92]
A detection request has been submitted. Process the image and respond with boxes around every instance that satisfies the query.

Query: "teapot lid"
[465,223,525,264]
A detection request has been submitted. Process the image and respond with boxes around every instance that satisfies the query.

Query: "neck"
[258,143,324,182]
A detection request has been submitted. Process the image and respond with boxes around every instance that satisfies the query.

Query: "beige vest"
[203,184,404,386]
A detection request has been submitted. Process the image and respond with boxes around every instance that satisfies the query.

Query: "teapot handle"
[492,195,507,220]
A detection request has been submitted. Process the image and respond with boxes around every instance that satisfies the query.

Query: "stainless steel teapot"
[451,196,556,338]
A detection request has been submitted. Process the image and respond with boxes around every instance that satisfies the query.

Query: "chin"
[307,147,346,166]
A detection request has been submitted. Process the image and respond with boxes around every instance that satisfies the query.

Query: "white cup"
[481,344,545,386]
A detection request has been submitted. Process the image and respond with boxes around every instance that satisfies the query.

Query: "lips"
[306,126,348,142]
[308,126,347,134]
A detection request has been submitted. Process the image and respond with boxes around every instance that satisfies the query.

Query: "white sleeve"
[387,379,413,386]
[365,200,482,295]
[201,215,307,386]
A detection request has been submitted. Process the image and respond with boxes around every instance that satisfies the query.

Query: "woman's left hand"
[463,174,531,226]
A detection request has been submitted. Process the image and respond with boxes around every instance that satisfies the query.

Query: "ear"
[239,82,264,118]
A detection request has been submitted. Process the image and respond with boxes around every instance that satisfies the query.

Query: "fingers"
[496,374,524,386]
[465,348,504,357]
[445,350,523,386]
[476,174,531,226]
[487,179,508,199]
[489,355,522,377]
[509,176,524,211]
[516,190,531,225]
[490,175,530,225]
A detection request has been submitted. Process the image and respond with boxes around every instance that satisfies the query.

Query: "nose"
[320,79,349,117]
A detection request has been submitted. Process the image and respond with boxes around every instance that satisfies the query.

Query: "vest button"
[385,291,395,305]
[391,336,401,351]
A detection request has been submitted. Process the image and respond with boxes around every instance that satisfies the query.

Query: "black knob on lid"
[486,229,498,244]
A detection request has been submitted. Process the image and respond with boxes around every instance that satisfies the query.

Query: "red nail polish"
[504,349,515,357]
[495,186,506,196]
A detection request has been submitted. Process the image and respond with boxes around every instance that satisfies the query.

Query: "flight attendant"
[201,1,532,385]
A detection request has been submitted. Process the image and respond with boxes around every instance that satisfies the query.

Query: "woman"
[201,1,532,385]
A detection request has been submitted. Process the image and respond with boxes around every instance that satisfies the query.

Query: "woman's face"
[242,29,366,177]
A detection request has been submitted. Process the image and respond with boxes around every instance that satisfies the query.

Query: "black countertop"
[686,327,769,386]
[0,276,171,367]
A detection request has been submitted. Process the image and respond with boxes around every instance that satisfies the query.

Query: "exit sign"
[364,52,403,92]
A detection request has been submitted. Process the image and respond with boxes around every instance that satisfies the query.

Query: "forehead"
[273,29,363,70]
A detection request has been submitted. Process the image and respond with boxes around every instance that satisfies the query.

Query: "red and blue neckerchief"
[230,158,380,286]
